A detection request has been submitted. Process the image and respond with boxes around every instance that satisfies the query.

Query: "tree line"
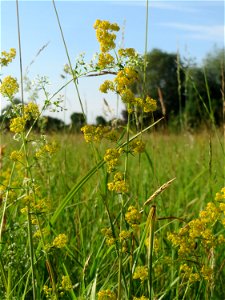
[1,47,224,132]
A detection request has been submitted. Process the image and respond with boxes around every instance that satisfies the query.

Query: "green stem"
[118,196,124,300]
[147,205,156,300]
[0,256,7,292]
[52,0,86,122]
[143,0,149,97]
[27,202,36,300]
[16,0,24,109]
[6,267,11,300]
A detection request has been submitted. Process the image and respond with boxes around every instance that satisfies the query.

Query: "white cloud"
[160,22,225,41]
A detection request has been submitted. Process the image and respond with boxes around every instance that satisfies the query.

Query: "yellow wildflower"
[101,227,116,246]
[94,19,120,53]
[201,265,213,281]
[98,289,117,300]
[114,67,138,93]
[130,140,145,154]
[10,150,24,162]
[81,125,105,142]
[61,275,72,291]
[143,96,157,113]
[108,171,128,193]
[10,117,26,133]
[133,297,148,300]
[119,230,131,241]
[98,53,114,69]
[215,187,225,201]
[104,148,121,173]
[99,80,115,93]
[120,88,135,104]
[0,48,16,66]
[52,233,68,248]
[0,76,19,97]
[118,48,136,57]
[125,206,141,227]
[24,102,40,120]
[133,266,148,283]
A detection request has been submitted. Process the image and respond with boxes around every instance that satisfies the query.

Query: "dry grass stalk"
[157,87,166,117]
[144,177,176,207]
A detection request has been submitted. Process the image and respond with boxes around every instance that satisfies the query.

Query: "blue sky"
[1,0,224,123]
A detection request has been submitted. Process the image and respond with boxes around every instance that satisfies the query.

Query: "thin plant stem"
[147,205,156,300]
[6,267,11,300]
[27,202,36,300]
[143,0,149,96]
[52,0,86,122]
[177,48,183,130]
[0,257,7,292]
[117,196,123,300]
[16,0,24,109]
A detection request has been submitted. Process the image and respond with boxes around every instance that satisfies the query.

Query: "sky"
[0,0,224,124]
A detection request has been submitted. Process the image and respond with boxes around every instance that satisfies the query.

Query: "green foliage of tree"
[133,48,186,121]
[70,112,86,131]
[184,48,224,127]
[96,115,107,126]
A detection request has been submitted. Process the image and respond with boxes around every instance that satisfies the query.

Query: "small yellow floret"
[52,233,68,248]
[0,76,19,97]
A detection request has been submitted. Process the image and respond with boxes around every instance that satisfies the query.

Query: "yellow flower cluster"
[52,233,68,248]
[133,296,148,300]
[168,188,225,284]
[180,264,200,283]
[10,150,24,162]
[215,187,225,201]
[118,48,136,58]
[10,117,26,133]
[99,80,115,93]
[33,227,50,239]
[125,206,141,228]
[20,192,50,219]
[104,148,121,173]
[0,76,19,97]
[0,48,16,66]
[35,141,58,158]
[100,71,157,112]
[107,171,128,193]
[98,289,117,300]
[61,275,73,291]
[133,266,148,283]
[81,125,106,143]
[43,285,53,298]
[114,67,139,93]
[130,140,145,154]
[168,196,225,256]
[142,96,157,113]
[119,230,131,241]
[9,103,40,134]
[94,19,120,53]
[201,265,213,281]
[93,20,157,114]
[97,53,115,69]
[24,102,40,120]
[101,227,116,246]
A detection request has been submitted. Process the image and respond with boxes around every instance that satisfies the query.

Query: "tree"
[185,48,224,127]
[133,48,186,122]
[70,112,86,131]
[96,115,107,126]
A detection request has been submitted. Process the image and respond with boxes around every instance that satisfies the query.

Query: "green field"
[1,129,224,299]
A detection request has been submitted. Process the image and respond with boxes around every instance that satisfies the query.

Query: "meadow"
[0,2,225,300]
